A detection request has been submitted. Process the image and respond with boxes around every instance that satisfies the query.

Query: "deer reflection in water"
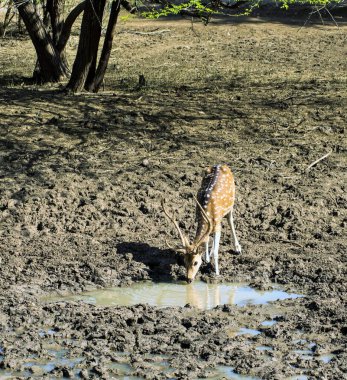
[56,282,239,310]
[185,282,236,309]
[138,282,236,309]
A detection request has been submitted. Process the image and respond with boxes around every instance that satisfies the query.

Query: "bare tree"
[12,0,124,91]
[68,0,122,92]
[14,0,69,82]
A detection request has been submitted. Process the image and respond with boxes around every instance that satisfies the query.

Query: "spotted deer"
[162,164,241,283]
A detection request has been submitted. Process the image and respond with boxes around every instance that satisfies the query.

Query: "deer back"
[195,164,235,242]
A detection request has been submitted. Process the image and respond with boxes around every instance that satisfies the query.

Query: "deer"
[162,164,241,283]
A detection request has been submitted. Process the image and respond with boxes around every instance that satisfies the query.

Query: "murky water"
[261,320,277,327]
[47,281,303,310]
[0,343,334,380]
[213,367,259,380]
[107,359,260,380]
[0,350,258,380]
[256,346,273,352]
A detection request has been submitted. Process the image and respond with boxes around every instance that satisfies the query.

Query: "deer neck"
[193,164,222,246]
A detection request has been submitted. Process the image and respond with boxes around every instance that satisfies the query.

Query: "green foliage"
[120,13,137,21]
[141,0,214,19]
[141,0,344,20]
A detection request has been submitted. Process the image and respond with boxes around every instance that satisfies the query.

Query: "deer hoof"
[234,244,242,255]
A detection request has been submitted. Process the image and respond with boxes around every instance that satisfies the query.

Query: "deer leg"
[209,238,214,259]
[205,240,210,263]
[213,230,221,276]
[206,238,215,263]
[227,211,242,254]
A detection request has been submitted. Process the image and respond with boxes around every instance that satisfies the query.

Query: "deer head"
[162,198,211,283]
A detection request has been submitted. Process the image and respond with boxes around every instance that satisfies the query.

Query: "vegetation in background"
[0,0,344,92]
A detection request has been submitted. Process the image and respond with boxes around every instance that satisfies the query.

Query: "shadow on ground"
[117,241,182,281]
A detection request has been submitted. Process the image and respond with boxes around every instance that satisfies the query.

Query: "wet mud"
[0,7,347,380]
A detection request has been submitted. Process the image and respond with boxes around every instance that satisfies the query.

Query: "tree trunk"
[46,0,69,72]
[88,0,121,93]
[14,0,68,82]
[66,0,106,92]
[17,13,24,33]
[84,0,107,90]
[46,0,64,45]
[1,2,15,37]
[56,1,85,55]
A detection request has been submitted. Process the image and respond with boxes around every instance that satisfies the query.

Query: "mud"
[0,7,347,380]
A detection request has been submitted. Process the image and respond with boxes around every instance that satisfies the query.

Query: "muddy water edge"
[0,9,347,380]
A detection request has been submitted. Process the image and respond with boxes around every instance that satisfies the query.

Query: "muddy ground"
[0,6,347,380]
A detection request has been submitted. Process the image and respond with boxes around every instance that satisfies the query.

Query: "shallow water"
[0,350,86,380]
[319,354,334,363]
[48,281,303,310]
[261,320,277,327]
[0,352,258,380]
[237,327,261,336]
[210,366,259,380]
[256,346,273,351]
[1,344,332,380]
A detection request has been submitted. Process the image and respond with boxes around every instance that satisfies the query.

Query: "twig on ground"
[279,240,303,248]
[119,29,171,36]
[328,193,339,208]
[306,150,332,171]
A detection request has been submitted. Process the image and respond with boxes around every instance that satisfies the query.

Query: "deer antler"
[193,195,210,225]
[161,199,189,247]
[193,195,212,247]
[164,239,186,254]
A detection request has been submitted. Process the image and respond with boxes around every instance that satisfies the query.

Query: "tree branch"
[120,0,137,13]
[56,0,86,54]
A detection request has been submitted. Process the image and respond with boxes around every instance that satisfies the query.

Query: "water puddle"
[108,360,258,380]
[45,281,303,310]
[291,338,335,364]
[256,346,273,352]
[319,354,334,363]
[261,320,277,327]
[0,352,259,380]
[1,343,332,380]
[237,327,261,336]
[227,327,261,338]
[209,366,260,379]
[38,328,56,338]
[294,350,335,363]
[2,283,305,379]
[0,348,84,379]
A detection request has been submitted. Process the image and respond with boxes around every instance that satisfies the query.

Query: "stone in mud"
[79,369,89,379]
[340,326,347,336]
[29,365,45,375]
[92,365,108,377]
[307,301,320,311]
[3,359,19,370]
